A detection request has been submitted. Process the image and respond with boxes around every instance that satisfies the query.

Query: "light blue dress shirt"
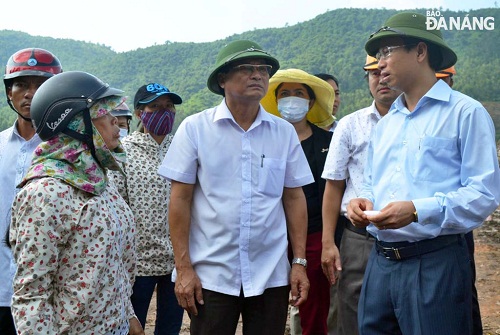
[158,99,313,297]
[360,80,500,242]
[0,122,41,306]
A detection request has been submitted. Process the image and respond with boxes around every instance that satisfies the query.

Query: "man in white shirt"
[315,73,341,132]
[321,55,401,335]
[0,48,62,335]
[158,39,312,334]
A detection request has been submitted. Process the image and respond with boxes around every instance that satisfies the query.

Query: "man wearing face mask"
[110,102,133,139]
[108,82,185,334]
[261,68,335,335]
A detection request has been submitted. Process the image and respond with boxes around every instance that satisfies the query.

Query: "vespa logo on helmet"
[47,108,72,130]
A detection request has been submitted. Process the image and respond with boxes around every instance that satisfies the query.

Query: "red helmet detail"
[4,48,62,81]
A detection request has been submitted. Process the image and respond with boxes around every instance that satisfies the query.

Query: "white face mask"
[277,96,310,123]
[119,128,129,140]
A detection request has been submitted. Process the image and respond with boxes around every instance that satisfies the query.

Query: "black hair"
[402,37,442,71]
[3,210,11,248]
[314,73,339,89]
[274,82,316,100]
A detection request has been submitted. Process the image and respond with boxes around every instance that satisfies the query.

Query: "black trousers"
[464,231,482,335]
[0,307,16,335]
[190,286,289,335]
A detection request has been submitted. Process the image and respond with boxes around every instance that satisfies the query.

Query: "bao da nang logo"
[426,10,495,30]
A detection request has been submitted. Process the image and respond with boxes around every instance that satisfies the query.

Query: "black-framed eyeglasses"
[232,64,273,76]
[369,26,407,39]
[375,44,417,61]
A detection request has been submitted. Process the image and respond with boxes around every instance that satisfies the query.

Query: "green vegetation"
[1,8,499,138]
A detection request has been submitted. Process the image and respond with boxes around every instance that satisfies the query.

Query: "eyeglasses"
[375,44,416,61]
[369,26,407,39]
[232,64,273,76]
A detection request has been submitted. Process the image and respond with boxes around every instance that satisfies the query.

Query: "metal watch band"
[292,257,307,268]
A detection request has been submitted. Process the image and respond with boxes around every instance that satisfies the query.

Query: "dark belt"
[375,234,462,261]
[340,216,373,239]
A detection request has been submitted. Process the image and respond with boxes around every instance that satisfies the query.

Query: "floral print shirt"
[10,177,136,335]
[109,131,174,276]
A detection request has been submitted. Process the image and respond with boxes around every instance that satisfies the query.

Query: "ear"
[217,73,226,90]
[309,98,315,110]
[416,42,427,61]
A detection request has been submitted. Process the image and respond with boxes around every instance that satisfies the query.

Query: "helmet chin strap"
[62,109,99,164]
[7,99,32,123]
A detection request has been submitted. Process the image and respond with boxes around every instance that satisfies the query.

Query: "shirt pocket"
[258,158,285,197]
[410,136,457,182]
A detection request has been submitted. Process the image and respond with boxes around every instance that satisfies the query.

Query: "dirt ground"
[145,207,500,335]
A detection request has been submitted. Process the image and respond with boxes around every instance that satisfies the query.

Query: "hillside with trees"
[1,7,499,137]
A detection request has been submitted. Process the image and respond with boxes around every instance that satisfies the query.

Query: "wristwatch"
[292,257,307,268]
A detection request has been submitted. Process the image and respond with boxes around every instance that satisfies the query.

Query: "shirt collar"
[391,79,452,115]
[11,120,40,142]
[213,98,276,128]
[423,79,452,102]
[369,100,384,120]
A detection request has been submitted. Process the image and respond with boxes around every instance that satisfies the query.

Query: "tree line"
[0,7,498,137]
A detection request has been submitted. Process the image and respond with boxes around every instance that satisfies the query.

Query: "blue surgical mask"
[278,96,310,123]
[119,128,129,140]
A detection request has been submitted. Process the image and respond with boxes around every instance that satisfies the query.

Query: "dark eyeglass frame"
[375,44,417,61]
[369,26,407,39]
[231,64,273,76]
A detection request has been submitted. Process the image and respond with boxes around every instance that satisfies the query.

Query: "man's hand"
[366,201,416,230]
[175,266,204,316]
[321,241,341,285]
[347,198,373,228]
[289,264,310,307]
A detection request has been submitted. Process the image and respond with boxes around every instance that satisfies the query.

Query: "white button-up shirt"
[0,122,41,307]
[322,101,382,217]
[158,99,313,297]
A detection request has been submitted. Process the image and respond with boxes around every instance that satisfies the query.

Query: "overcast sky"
[0,0,495,52]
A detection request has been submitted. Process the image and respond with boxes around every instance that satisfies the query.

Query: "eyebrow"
[279,87,307,93]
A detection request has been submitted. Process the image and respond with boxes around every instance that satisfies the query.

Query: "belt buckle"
[382,246,402,260]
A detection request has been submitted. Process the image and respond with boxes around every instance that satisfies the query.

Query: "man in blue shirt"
[0,48,62,335]
[348,12,500,334]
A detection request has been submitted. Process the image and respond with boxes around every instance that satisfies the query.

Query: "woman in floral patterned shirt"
[109,83,184,334]
[9,71,143,335]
